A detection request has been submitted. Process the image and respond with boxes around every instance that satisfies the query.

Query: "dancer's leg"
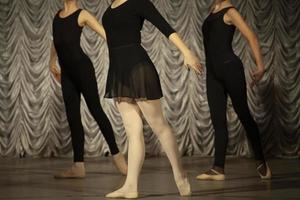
[80,68,119,155]
[137,100,191,196]
[224,67,271,179]
[106,101,144,198]
[80,68,127,174]
[196,73,227,181]
[225,69,265,163]
[54,74,85,178]
[206,74,228,170]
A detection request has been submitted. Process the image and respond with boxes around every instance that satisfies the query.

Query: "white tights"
[117,99,185,191]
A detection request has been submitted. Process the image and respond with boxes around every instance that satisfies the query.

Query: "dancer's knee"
[150,119,172,137]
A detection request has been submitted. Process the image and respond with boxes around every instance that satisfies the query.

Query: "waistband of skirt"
[110,43,141,50]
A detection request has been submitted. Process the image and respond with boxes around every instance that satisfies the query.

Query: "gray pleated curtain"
[0,0,299,159]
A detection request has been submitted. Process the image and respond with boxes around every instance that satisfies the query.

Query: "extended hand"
[250,68,265,88]
[184,52,203,75]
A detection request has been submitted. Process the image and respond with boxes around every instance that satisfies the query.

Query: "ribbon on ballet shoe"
[257,162,272,180]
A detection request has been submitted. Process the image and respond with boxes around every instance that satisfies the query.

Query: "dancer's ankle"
[174,170,187,182]
[123,182,138,192]
[256,160,265,167]
[256,160,267,176]
[212,166,224,174]
[73,162,85,168]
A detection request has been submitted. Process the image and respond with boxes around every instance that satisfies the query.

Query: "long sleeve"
[134,0,175,38]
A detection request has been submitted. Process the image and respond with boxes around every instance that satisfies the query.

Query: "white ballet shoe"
[196,169,225,181]
[257,162,272,180]
[112,152,128,175]
[175,174,192,196]
[105,188,138,199]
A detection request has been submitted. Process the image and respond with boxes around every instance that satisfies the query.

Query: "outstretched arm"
[78,10,106,40]
[225,8,264,87]
[134,0,202,73]
[169,33,203,74]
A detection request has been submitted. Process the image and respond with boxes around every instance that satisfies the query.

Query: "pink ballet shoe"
[175,173,192,196]
[105,188,138,199]
[196,168,225,181]
[257,162,272,180]
[54,163,86,179]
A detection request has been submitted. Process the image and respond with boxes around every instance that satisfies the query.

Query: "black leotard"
[52,9,119,161]
[202,7,265,168]
[102,0,175,101]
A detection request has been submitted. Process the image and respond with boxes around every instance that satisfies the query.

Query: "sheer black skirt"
[105,44,163,102]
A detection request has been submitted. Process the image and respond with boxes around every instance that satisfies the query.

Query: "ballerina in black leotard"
[50,0,127,178]
[101,0,203,198]
[196,0,272,181]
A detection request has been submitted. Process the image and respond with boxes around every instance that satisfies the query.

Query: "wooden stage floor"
[0,157,299,200]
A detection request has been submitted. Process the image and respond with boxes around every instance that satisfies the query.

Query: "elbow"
[168,32,177,40]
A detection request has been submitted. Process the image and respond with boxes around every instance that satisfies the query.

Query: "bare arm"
[50,41,57,66]
[49,41,60,81]
[169,33,203,74]
[225,8,264,86]
[78,10,106,40]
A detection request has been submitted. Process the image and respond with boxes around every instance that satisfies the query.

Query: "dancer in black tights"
[196,0,272,181]
[49,0,127,178]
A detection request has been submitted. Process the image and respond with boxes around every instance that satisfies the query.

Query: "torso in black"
[102,0,175,101]
[53,9,92,75]
[202,6,242,77]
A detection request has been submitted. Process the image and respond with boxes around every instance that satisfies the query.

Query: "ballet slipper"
[54,163,86,179]
[196,169,225,181]
[105,187,138,199]
[175,173,192,196]
[112,152,128,175]
[257,162,272,180]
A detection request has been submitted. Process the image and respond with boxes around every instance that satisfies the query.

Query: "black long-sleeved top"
[102,0,175,48]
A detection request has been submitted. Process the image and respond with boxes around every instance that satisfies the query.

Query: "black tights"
[61,68,119,162]
[206,59,265,169]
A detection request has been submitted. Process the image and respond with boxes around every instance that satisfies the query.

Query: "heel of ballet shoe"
[112,152,128,175]
[125,192,139,199]
[176,175,192,196]
[257,162,272,180]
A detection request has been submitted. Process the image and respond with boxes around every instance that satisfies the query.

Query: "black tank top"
[52,9,89,68]
[202,6,237,65]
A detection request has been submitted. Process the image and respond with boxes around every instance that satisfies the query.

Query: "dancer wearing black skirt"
[102,0,203,198]
[196,0,272,181]
[49,0,127,178]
